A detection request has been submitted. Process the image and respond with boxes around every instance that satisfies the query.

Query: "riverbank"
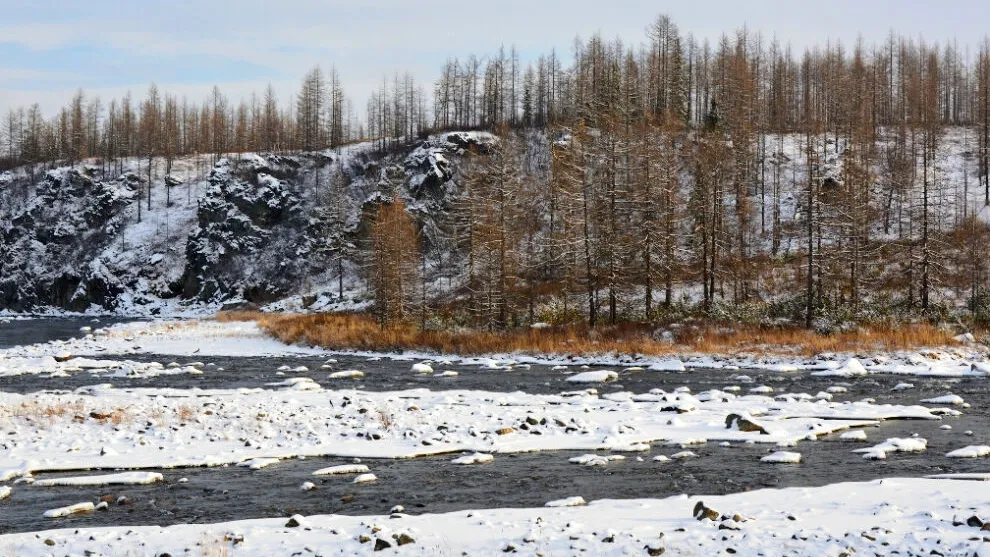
[250,311,985,361]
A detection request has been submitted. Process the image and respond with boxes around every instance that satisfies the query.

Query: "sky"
[1,0,988,119]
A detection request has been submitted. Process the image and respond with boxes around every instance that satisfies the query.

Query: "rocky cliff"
[0,131,495,315]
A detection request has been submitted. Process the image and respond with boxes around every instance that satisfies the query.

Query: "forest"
[5,14,990,330]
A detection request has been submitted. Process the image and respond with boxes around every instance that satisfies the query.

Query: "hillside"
[2,126,990,327]
[0,131,495,316]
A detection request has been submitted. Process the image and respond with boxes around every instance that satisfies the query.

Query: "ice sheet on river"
[0,386,938,477]
[0,355,204,378]
[0,320,324,359]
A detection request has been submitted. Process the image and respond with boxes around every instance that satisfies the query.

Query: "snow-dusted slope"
[0,132,495,315]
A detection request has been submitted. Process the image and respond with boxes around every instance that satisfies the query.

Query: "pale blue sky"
[1,0,987,118]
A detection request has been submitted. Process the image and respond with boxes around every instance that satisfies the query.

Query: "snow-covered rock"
[565,370,618,383]
[411,363,434,374]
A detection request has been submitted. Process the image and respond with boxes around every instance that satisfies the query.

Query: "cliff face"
[0,132,496,315]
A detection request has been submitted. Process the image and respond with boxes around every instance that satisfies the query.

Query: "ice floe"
[32,472,163,486]
[0,383,941,476]
[760,451,801,463]
[945,445,990,458]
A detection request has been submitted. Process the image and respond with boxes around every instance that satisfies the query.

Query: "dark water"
[2,416,987,535]
[0,319,988,535]
[2,349,985,404]
[0,317,121,349]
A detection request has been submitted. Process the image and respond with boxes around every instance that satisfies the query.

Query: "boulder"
[725,413,768,434]
[693,501,720,521]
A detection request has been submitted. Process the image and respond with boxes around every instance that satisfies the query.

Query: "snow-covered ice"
[311,464,370,476]
[920,394,965,405]
[0,382,933,477]
[648,358,686,371]
[926,472,990,480]
[853,438,928,460]
[568,454,625,466]
[451,453,495,465]
[545,495,586,507]
[946,445,990,458]
[236,458,281,470]
[761,451,802,463]
[32,472,163,487]
[812,358,867,377]
[565,370,618,383]
[840,430,868,442]
[42,502,95,518]
[0,320,325,359]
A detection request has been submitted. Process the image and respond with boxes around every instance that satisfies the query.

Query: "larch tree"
[369,199,422,327]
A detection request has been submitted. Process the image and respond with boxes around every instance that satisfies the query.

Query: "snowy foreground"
[0,379,939,477]
[3,478,989,556]
[0,323,947,476]
[2,319,989,555]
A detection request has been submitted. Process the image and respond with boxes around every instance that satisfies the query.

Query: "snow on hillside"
[1,126,985,317]
[0,131,496,316]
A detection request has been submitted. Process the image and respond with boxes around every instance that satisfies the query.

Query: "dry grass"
[0,401,142,427]
[198,533,232,557]
[177,405,196,423]
[216,311,263,323]
[88,407,130,425]
[0,401,86,421]
[250,312,964,358]
[376,407,396,431]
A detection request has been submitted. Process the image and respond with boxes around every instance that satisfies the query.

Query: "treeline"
[6,15,990,173]
[0,67,358,174]
[362,16,990,329]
